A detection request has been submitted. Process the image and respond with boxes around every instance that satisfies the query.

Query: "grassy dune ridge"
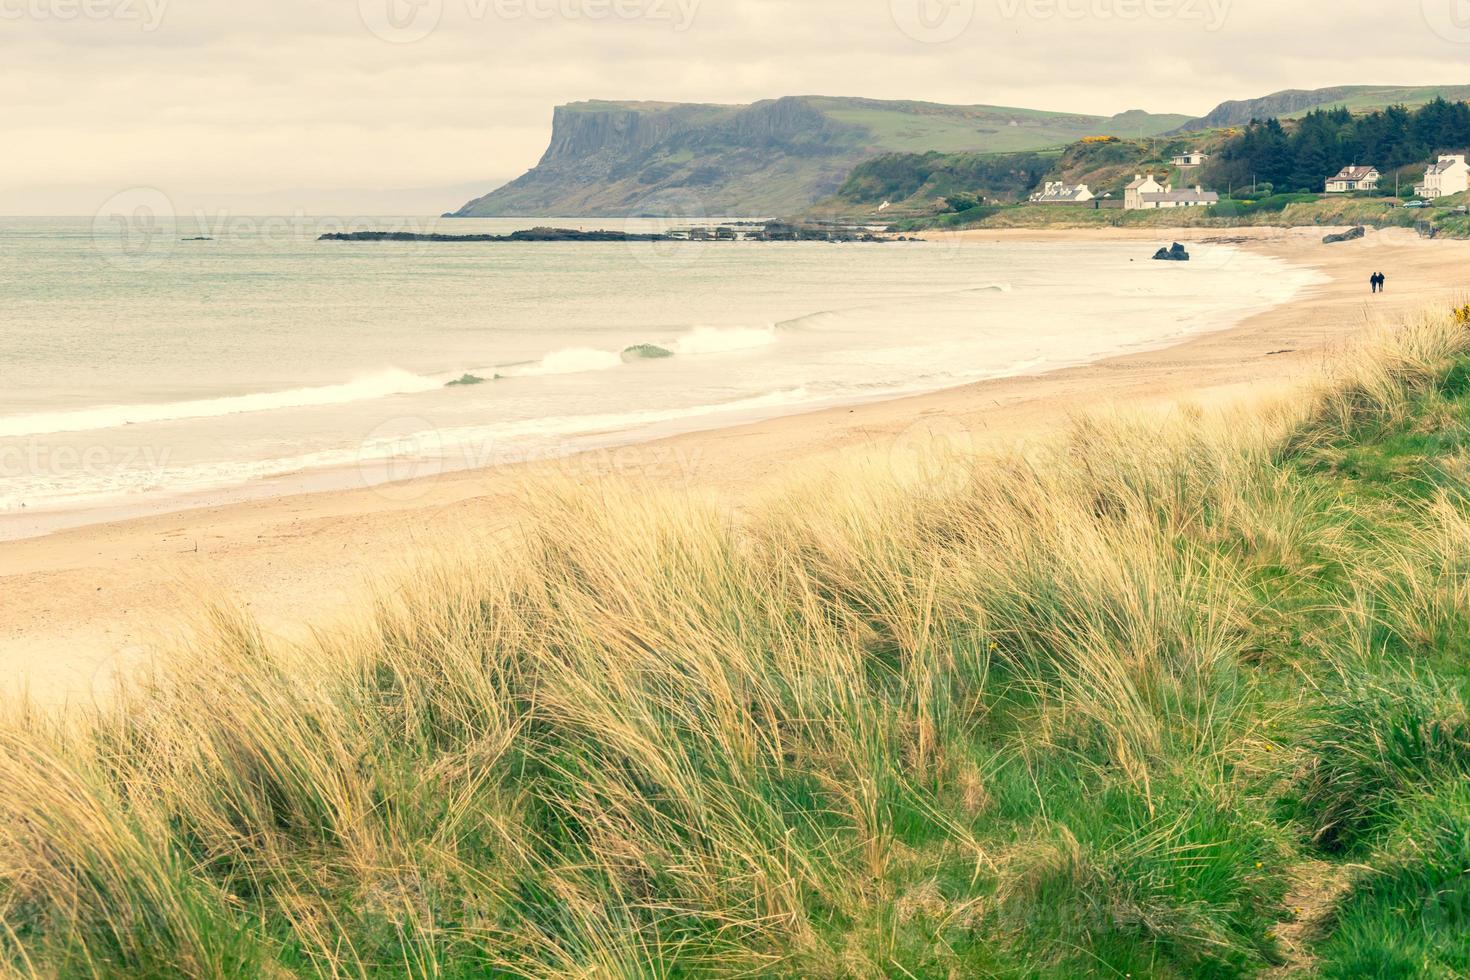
[6,313,1470,976]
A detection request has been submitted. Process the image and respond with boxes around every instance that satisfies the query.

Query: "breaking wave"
[0,369,444,439]
[668,325,778,355]
[504,347,625,378]
[503,325,781,377]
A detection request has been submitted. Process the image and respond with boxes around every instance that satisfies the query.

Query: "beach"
[4,224,1464,704]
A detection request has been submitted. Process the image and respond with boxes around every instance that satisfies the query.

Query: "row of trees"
[1206,98,1470,194]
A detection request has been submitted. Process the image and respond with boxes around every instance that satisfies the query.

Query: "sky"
[6,0,1470,215]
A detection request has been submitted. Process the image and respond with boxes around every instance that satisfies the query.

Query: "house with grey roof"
[1325,166,1381,193]
[1415,154,1470,199]
[1124,174,1219,210]
[1029,181,1095,204]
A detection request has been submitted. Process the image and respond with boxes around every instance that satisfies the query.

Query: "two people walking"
[1370,271,1388,294]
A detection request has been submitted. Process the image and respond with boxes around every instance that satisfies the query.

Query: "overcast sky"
[6,0,1470,214]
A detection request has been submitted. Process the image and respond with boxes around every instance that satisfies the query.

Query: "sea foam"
[668,325,778,355]
[0,369,444,438]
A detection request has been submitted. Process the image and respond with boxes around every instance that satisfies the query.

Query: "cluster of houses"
[1030,184,1221,214]
[1028,181,1097,205]
[1029,176,1221,210]
[1322,154,1470,198]
[1028,151,1221,210]
[1025,150,1470,212]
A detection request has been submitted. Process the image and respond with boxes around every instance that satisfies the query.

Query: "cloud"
[2,0,1467,213]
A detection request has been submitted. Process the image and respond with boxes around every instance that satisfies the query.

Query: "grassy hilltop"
[450,97,1189,218]
[6,311,1470,976]
[1175,85,1470,131]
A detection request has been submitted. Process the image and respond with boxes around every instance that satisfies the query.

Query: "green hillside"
[1178,84,1470,131]
[820,131,1227,218]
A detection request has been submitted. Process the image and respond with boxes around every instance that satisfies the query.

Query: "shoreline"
[0,233,1306,544]
[5,224,1464,703]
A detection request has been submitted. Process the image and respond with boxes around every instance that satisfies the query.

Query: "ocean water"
[0,216,1322,537]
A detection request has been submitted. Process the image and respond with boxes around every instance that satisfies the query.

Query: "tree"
[1208,99,1470,197]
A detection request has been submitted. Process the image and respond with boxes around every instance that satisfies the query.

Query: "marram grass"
[6,313,1470,977]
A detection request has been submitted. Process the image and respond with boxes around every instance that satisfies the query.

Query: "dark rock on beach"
[1322,226,1365,244]
[1152,242,1190,261]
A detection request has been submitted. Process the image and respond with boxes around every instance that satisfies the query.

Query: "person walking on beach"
[1370,272,1379,294]
[1378,272,1387,294]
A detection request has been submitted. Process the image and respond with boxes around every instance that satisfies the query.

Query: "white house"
[1124,174,1165,210]
[1124,174,1219,210]
[1415,154,1470,199]
[1029,181,1095,204]
[1170,152,1210,168]
[1325,166,1381,193]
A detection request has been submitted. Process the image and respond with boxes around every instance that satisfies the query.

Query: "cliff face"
[537,102,709,166]
[450,96,1190,218]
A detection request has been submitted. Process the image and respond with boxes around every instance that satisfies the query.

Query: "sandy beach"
[5,224,1465,704]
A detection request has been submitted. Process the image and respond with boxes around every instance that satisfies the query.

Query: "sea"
[0,215,1324,539]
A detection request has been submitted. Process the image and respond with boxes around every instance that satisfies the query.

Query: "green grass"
[816,99,1187,155]
[1317,787,1470,978]
[6,314,1470,976]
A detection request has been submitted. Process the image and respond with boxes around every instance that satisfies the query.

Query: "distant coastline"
[319,228,668,243]
[320,223,894,243]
